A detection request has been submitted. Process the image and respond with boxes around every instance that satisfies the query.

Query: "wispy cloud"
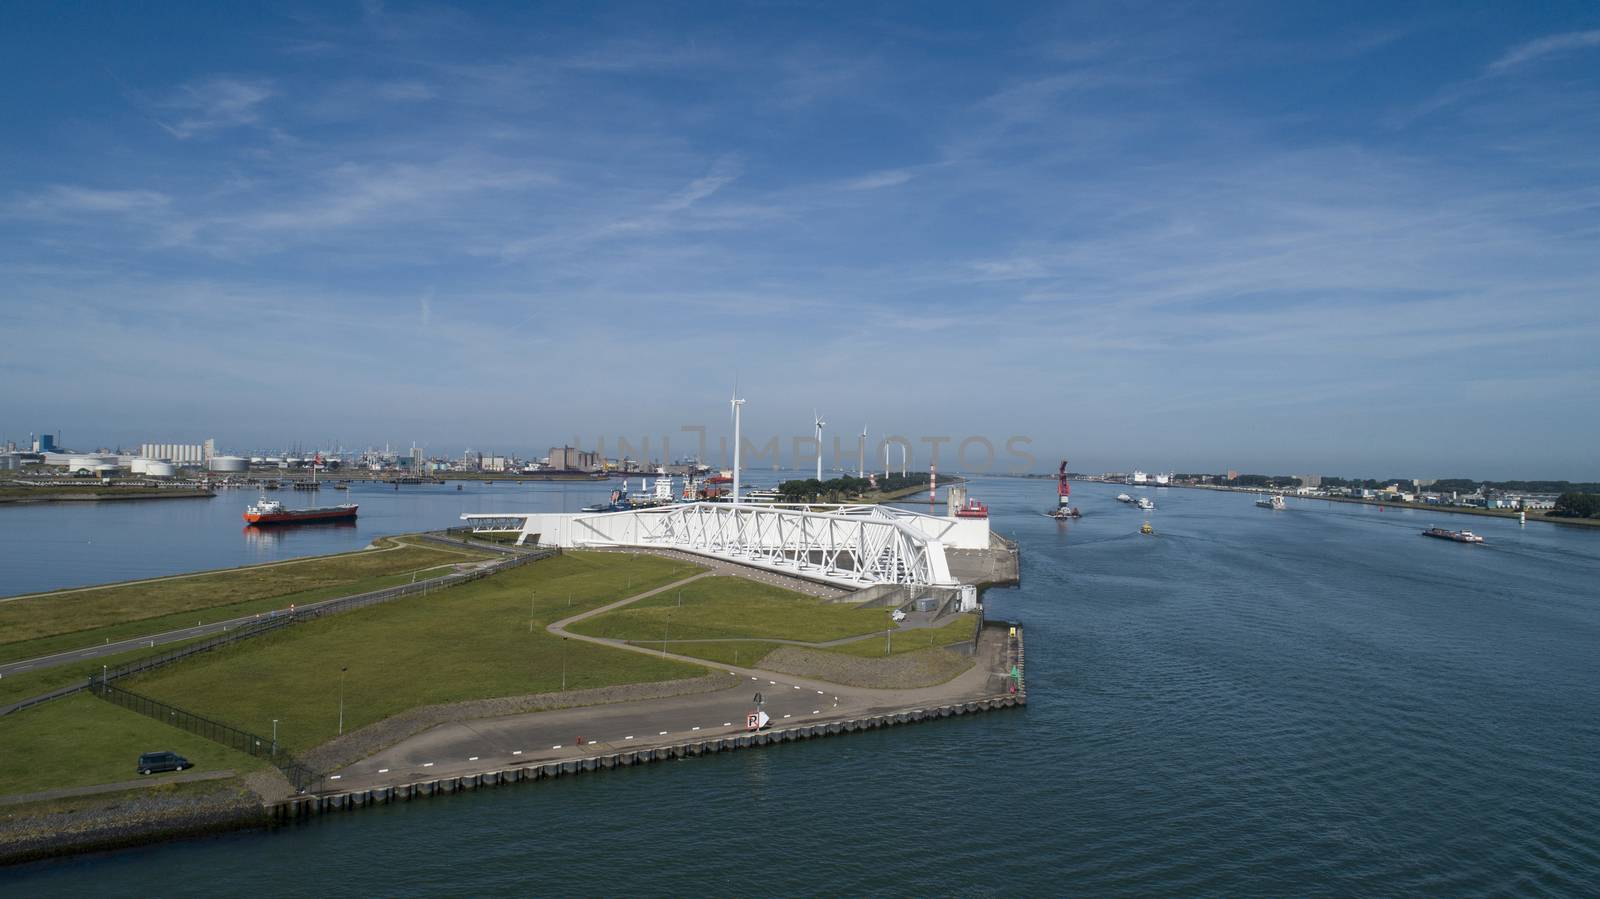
[840,169,914,191]
[1487,29,1600,75]
[156,77,274,139]
[9,186,170,215]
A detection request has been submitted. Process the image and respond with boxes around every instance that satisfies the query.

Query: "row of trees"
[775,471,936,502]
[1551,493,1600,519]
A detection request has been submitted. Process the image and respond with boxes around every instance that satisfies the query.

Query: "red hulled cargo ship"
[243,497,358,525]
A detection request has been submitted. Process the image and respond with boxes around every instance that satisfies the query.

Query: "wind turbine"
[730,388,746,504]
[857,425,867,478]
[813,411,826,481]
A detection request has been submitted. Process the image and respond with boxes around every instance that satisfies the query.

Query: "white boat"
[1136,496,1154,511]
[1256,495,1286,511]
[1117,493,1134,504]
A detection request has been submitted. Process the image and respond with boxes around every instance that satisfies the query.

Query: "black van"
[136,751,191,775]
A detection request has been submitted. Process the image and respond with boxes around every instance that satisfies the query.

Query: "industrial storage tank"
[65,454,119,474]
[209,456,249,473]
[130,458,150,475]
[145,461,177,478]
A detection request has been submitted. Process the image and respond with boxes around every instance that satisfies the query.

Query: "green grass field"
[0,636,216,706]
[827,614,978,657]
[0,693,268,796]
[124,552,708,753]
[0,536,494,653]
[569,575,892,644]
[632,640,788,667]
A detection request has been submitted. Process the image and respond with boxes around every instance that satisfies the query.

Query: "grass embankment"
[828,614,978,657]
[570,576,891,644]
[0,637,215,707]
[465,532,526,545]
[0,485,213,502]
[124,552,707,753]
[0,536,494,664]
[571,575,978,666]
[0,693,267,796]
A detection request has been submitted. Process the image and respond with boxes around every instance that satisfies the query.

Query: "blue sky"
[2,2,1598,478]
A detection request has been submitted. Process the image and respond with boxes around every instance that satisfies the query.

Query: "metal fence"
[91,678,322,792]
[59,537,562,790]
[99,543,559,682]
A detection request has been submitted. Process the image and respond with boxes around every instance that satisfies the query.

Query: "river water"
[6,478,1599,895]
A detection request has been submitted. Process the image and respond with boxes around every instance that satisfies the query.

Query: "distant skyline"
[3,3,1598,479]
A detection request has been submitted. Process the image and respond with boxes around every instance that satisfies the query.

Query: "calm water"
[0,478,675,595]
[7,479,1600,895]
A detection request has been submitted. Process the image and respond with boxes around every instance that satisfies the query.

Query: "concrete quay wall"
[272,682,1026,821]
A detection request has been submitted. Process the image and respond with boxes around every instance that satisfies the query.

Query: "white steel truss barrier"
[461,502,969,587]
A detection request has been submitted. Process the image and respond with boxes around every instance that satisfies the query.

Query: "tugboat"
[243,496,358,525]
[1140,521,1154,535]
[1135,496,1154,511]
[1255,494,1286,511]
[1422,526,1485,543]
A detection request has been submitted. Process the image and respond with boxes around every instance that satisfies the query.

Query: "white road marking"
[422,762,434,767]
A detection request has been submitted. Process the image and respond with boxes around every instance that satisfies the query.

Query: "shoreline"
[0,489,214,506]
[1166,483,1600,529]
[2,621,1024,867]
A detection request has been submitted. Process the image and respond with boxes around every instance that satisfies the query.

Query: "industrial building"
[138,439,215,465]
[548,446,602,472]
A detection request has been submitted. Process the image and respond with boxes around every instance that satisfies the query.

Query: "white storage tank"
[130,458,151,475]
[145,461,177,478]
[66,454,118,474]
[209,456,248,473]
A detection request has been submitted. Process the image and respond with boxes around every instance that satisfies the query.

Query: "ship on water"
[243,497,358,525]
[1256,494,1287,511]
[1422,526,1485,543]
[1047,460,1081,519]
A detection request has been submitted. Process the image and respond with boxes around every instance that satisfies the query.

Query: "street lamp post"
[272,719,279,755]
[338,666,347,736]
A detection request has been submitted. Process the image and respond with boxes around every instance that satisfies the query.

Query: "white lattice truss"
[462,502,958,588]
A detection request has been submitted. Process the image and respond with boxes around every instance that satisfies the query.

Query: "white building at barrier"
[461,502,991,589]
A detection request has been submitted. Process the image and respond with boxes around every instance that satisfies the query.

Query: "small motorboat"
[1140,521,1154,535]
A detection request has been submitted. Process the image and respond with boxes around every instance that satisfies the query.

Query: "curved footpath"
[327,572,1015,793]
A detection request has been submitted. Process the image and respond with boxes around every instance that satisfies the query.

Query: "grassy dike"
[0,536,495,662]
[0,694,269,796]
[121,552,709,753]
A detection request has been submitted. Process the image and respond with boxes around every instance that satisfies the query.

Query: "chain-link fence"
[91,678,322,792]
